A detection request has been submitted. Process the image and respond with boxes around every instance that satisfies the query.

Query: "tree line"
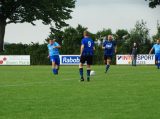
[0,20,160,65]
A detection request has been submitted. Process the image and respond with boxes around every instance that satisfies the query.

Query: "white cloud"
[5,21,50,44]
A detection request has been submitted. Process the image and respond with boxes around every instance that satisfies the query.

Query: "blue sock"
[87,69,90,78]
[158,60,160,69]
[52,69,55,74]
[55,69,58,74]
[157,63,160,69]
[52,68,57,75]
[79,68,83,78]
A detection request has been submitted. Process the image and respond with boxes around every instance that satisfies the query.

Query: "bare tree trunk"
[0,20,6,52]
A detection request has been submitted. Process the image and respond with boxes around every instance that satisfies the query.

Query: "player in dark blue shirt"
[79,30,95,81]
[102,35,117,73]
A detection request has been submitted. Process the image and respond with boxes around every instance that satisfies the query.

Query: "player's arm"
[149,48,153,54]
[102,43,105,49]
[93,46,95,50]
[47,45,50,58]
[114,41,117,53]
[102,46,105,49]
[115,45,117,54]
[80,45,84,55]
[54,45,61,49]
[53,42,61,49]
[93,41,95,50]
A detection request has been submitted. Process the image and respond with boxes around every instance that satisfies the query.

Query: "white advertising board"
[0,55,30,65]
[116,54,155,65]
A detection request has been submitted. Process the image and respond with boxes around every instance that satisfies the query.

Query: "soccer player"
[130,42,138,66]
[149,39,160,69]
[79,30,95,82]
[102,35,117,73]
[47,38,61,75]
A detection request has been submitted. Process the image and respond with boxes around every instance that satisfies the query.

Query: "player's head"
[49,39,55,44]
[83,30,89,37]
[133,42,137,46]
[107,35,113,41]
[156,39,160,44]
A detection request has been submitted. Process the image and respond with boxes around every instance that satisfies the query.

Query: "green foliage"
[0,22,157,65]
[1,43,50,65]
[49,24,87,54]
[0,0,75,27]
[115,29,129,54]
[96,28,112,40]
[0,0,76,52]
[120,20,152,54]
[152,22,160,41]
[146,0,160,8]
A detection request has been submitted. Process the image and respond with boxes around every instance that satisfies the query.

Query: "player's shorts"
[80,55,93,65]
[104,55,113,60]
[50,55,60,65]
[155,54,160,61]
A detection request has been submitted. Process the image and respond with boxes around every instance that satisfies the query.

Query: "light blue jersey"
[152,44,160,55]
[47,42,60,56]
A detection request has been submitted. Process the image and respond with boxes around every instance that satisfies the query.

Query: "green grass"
[0,65,160,119]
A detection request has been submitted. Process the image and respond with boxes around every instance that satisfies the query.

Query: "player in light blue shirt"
[47,39,61,74]
[149,39,160,69]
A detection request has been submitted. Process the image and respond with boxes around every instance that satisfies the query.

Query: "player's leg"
[86,55,93,81]
[52,61,56,75]
[132,55,136,66]
[155,55,159,69]
[157,55,160,69]
[106,56,111,73]
[54,55,60,74]
[50,56,56,74]
[104,55,107,73]
[131,55,134,66]
[79,56,85,81]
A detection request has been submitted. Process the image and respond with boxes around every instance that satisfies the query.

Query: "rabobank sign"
[60,55,80,65]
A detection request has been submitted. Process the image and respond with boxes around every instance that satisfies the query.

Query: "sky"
[4,0,160,44]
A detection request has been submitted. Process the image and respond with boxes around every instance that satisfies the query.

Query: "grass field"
[0,65,160,119]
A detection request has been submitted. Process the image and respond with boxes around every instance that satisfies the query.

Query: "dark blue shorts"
[80,55,93,65]
[50,55,60,65]
[155,54,160,61]
[104,55,113,60]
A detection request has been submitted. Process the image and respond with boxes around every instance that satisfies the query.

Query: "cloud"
[76,0,146,7]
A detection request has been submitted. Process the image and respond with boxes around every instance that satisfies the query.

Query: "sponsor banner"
[0,55,30,65]
[60,55,80,65]
[116,54,155,65]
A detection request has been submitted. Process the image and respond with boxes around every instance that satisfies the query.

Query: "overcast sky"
[4,0,160,44]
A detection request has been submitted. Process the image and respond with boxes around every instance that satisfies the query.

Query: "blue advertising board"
[60,55,80,65]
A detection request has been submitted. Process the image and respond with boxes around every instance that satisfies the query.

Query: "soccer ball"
[90,70,95,76]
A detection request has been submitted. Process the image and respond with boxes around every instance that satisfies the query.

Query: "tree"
[152,22,160,41]
[0,0,75,52]
[115,29,129,53]
[60,25,87,54]
[123,20,151,54]
[96,28,112,44]
[145,0,160,8]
